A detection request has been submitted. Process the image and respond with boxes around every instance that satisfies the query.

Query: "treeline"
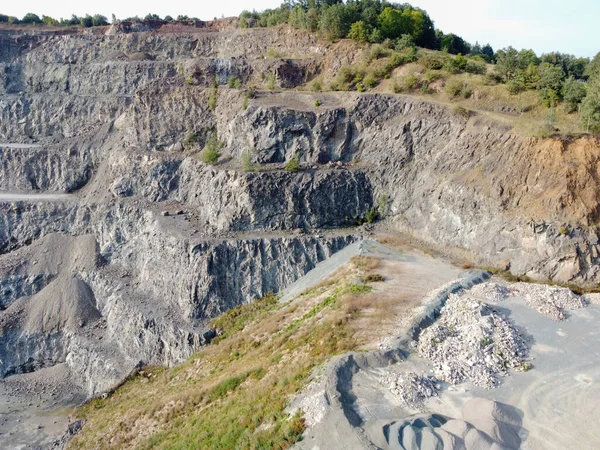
[0,12,109,27]
[493,48,593,112]
[242,0,600,133]
[240,0,495,61]
[0,12,203,28]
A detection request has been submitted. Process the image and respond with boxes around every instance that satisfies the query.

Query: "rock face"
[1,23,600,407]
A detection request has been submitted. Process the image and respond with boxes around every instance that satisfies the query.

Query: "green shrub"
[356,82,366,92]
[267,72,277,90]
[348,20,369,43]
[364,73,378,88]
[368,28,383,44]
[419,53,444,70]
[265,48,283,58]
[483,73,501,85]
[241,151,258,172]
[466,59,487,75]
[454,106,471,119]
[389,52,406,69]
[364,274,385,282]
[208,77,218,111]
[314,99,322,107]
[445,78,464,97]
[506,79,526,95]
[443,54,468,74]
[394,34,415,52]
[364,206,378,224]
[460,84,472,98]
[285,154,301,173]
[404,75,419,90]
[201,133,223,165]
[227,76,241,89]
[202,148,220,165]
[538,88,560,108]
[423,70,443,83]
[368,44,388,61]
[311,79,322,92]
[338,66,359,84]
[184,130,203,148]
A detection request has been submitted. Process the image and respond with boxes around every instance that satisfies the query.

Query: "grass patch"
[483,267,600,295]
[347,284,373,294]
[363,274,385,282]
[350,256,381,271]
[210,292,279,342]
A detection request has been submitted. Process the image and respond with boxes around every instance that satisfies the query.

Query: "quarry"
[0,18,599,450]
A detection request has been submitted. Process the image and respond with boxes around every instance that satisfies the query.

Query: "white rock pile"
[511,282,587,321]
[418,293,530,388]
[471,281,588,321]
[382,372,439,410]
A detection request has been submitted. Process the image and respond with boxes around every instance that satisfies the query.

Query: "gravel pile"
[382,372,439,410]
[470,281,588,321]
[418,293,530,388]
[511,282,587,321]
[469,282,511,302]
[582,293,600,305]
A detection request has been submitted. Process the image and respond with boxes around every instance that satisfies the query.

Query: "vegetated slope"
[1,21,600,447]
[67,258,388,449]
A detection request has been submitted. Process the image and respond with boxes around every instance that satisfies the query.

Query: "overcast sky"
[2,0,597,58]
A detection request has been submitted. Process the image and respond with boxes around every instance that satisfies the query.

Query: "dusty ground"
[0,364,85,450]
[293,241,600,450]
[426,297,600,450]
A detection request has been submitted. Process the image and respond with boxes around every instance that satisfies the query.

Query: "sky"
[1,0,597,58]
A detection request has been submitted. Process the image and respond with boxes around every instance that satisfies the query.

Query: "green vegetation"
[239,1,493,56]
[363,273,385,282]
[210,293,279,342]
[183,130,203,150]
[0,12,108,27]
[265,48,284,59]
[267,72,277,90]
[208,76,218,111]
[241,151,259,172]
[314,99,322,107]
[228,76,242,89]
[285,154,301,173]
[239,1,599,135]
[201,133,223,165]
[582,78,600,133]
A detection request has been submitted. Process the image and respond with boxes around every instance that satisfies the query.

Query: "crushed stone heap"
[417,293,530,388]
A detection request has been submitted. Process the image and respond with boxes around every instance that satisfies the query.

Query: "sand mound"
[24,275,101,334]
[383,399,522,449]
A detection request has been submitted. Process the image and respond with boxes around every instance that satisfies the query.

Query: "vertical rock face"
[1,24,600,403]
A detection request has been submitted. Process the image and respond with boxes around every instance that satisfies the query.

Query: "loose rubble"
[418,293,530,388]
[381,372,439,410]
[511,282,587,321]
[470,281,588,321]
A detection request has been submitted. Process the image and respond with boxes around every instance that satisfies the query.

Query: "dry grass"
[350,255,381,271]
